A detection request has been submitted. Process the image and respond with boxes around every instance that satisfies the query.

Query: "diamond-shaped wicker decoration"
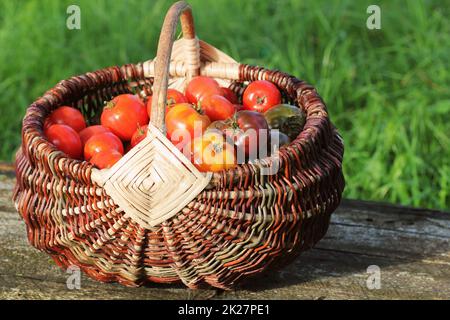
[92,124,212,229]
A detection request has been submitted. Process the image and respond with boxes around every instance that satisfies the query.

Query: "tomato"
[79,125,111,146]
[220,87,238,104]
[146,89,187,117]
[185,76,222,104]
[234,110,270,159]
[264,104,306,140]
[210,110,269,160]
[243,80,282,113]
[200,94,235,122]
[84,132,124,160]
[269,130,290,151]
[44,106,86,133]
[130,125,148,147]
[90,150,123,169]
[45,124,83,159]
[101,94,148,141]
[165,103,211,150]
[189,130,236,172]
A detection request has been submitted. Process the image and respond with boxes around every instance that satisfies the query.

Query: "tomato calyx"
[104,100,116,110]
[225,113,242,131]
[136,124,146,137]
[167,97,176,106]
[256,96,266,105]
[193,101,206,115]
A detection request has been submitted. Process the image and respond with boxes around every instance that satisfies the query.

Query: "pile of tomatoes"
[44,76,305,172]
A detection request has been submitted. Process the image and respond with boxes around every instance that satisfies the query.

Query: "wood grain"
[1,169,449,300]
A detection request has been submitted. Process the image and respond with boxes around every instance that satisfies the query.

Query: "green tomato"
[264,104,306,140]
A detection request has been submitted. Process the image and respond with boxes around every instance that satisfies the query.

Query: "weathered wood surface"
[1,164,449,300]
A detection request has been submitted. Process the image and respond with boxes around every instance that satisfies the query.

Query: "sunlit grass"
[0,0,448,210]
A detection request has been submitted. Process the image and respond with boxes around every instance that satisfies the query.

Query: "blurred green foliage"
[0,0,449,209]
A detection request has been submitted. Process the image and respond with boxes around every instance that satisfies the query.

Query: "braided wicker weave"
[13,1,344,289]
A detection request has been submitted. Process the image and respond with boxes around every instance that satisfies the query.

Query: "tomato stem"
[256,96,266,105]
[105,100,116,110]
[194,101,204,115]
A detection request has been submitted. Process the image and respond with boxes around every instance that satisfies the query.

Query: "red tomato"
[146,89,188,117]
[185,76,222,104]
[45,124,83,159]
[79,125,111,146]
[200,94,235,122]
[189,130,236,172]
[165,103,211,151]
[243,80,282,113]
[220,87,238,104]
[90,150,123,169]
[130,125,148,147]
[84,132,124,160]
[101,94,148,141]
[44,106,86,133]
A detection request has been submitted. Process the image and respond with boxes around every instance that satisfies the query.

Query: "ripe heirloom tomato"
[200,94,235,122]
[220,87,238,104]
[165,103,211,151]
[209,110,269,160]
[130,125,148,147]
[146,89,188,117]
[233,110,270,159]
[189,130,236,172]
[243,80,282,113]
[101,94,148,141]
[45,124,83,159]
[84,132,124,161]
[269,130,290,151]
[79,125,111,146]
[264,104,306,140]
[90,150,123,169]
[185,76,222,104]
[44,106,86,133]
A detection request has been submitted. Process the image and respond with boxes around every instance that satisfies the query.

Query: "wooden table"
[1,163,449,300]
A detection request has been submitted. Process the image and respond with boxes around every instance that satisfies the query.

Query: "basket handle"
[149,1,198,133]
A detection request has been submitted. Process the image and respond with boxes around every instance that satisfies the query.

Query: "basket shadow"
[234,201,450,292]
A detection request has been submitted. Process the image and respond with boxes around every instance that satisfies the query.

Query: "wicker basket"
[13,1,344,289]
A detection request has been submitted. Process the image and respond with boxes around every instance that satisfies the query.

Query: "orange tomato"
[165,103,210,150]
[189,130,236,172]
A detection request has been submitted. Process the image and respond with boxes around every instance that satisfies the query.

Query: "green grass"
[0,0,449,210]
